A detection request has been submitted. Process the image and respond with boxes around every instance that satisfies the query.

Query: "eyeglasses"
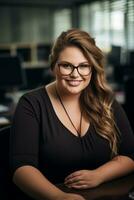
[57,62,92,76]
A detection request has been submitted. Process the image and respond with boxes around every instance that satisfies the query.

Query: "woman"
[10,28,134,200]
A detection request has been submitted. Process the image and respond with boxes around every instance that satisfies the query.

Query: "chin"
[65,85,84,95]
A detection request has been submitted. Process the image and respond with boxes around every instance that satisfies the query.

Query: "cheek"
[84,75,91,85]
[53,67,58,75]
[55,69,68,81]
[84,80,91,89]
[55,72,66,82]
[53,67,61,79]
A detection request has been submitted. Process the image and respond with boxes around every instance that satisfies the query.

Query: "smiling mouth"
[66,80,82,86]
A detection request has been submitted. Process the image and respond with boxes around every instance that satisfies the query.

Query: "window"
[53,9,71,40]
[79,0,134,51]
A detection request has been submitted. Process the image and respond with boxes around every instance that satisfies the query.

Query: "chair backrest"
[0,126,11,197]
[0,126,34,200]
[0,126,10,168]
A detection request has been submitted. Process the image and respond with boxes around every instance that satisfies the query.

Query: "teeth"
[67,80,81,86]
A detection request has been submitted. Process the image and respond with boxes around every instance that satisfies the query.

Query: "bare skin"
[64,156,134,189]
[13,166,85,200]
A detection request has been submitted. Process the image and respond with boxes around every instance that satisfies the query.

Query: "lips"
[66,80,82,86]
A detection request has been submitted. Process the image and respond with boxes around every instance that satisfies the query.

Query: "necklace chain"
[55,87,82,137]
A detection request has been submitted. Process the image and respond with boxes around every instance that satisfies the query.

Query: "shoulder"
[111,99,125,118]
[22,86,45,99]
[13,87,48,123]
[15,86,48,115]
[19,86,47,105]
[111,99,126,123]
[112,99,134,135]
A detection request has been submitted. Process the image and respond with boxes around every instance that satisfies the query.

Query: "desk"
[57,173,134,200]
[0,90,25,127]
[2,173,134,200]
[0,101,15,128]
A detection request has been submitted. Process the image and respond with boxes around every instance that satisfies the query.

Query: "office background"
[0,0,134,130]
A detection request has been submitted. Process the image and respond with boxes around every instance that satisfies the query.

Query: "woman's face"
[54,46,92,95]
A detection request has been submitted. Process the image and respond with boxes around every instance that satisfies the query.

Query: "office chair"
[0,126,34,200]
[124,76,134,132]
[0,126,11,198]
[0,126,10,163]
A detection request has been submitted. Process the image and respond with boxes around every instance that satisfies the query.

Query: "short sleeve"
[9,93,40,175]
[113,100,134,160]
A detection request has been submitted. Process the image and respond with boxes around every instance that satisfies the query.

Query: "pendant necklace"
[55,86,82,137]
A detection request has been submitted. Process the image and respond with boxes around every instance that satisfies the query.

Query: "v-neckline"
[43,87,91,139]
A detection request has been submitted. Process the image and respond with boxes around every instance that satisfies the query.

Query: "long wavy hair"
[49,28,119,156]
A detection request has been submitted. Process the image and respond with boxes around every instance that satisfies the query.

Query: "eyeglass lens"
[58,62,91,76]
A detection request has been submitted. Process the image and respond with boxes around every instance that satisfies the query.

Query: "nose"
[70,67,79,77]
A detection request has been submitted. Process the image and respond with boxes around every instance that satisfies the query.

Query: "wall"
[0,6,54,44]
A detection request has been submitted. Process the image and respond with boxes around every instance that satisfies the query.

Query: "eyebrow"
[58,61,89,65]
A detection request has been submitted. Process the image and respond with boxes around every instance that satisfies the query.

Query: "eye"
[79,64,90,68]
[62,64,70,68]
[59,63,71,69]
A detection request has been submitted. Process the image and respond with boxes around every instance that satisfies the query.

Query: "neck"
[55,85,82,137]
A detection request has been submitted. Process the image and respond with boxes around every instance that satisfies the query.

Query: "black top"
[10,87,134,184]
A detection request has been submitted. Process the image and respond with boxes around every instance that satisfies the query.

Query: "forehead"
[58,46,88,63]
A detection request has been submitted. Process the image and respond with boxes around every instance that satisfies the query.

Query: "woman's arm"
[95,155,134,184]
[64,155,134,189]
[13,165,85,200]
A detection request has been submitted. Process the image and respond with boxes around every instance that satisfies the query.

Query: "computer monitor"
[0,54,26,103]
[129,51,134,66]
[0,49,11,55]
[22,66,54,90]
[37,44,51,62]
[16,47,31,62]
[108,45,121,66]
[22,67,45,90]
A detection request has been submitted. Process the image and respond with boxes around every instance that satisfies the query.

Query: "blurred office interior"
[0,0,134,130]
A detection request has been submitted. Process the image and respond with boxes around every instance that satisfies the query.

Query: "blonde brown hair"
[49,28,119,156]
